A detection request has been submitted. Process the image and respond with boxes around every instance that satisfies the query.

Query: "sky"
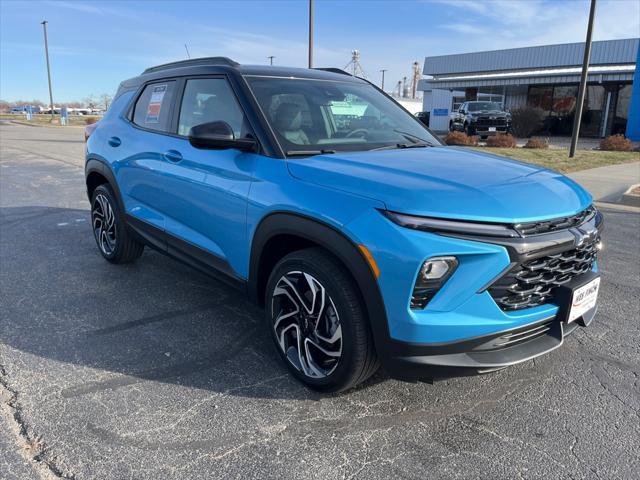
[1,0,639,103]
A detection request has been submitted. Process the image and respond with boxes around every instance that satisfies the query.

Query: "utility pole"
[41,20,54,122]
[268,56,275,66]
[569,0,597,158]
[380,69,387,91]
[308,0,314,68]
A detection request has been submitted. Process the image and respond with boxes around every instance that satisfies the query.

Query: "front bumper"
[382,305,596,381]
[347,206,602,380]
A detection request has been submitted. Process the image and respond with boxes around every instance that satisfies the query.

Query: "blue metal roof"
[423,38,639,76]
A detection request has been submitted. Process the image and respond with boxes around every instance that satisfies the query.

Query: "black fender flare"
[248,212,392,354]
[85,158,125,214]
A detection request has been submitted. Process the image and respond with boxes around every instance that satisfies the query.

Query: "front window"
[178,78,248,138]
[467,102,502,112]
[245,77,440,154]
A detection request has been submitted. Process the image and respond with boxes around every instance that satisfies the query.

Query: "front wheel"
[91,184,144,263]
[265,248,378,392]
[465,123,475,136]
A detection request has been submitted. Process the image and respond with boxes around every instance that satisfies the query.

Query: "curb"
[10,120,43,127]
[8,120,85,129]
[619,184,640,208]
[594,201,640,213]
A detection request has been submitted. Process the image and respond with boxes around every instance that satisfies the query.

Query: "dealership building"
[419,38,640,139]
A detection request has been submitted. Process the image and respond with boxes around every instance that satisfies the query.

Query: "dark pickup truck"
[449,101,512,138]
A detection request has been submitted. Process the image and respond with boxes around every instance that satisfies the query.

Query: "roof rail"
[142,57,239,74]
[313,67,352,77]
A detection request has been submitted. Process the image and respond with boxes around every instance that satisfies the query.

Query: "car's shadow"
[0,206,389,401]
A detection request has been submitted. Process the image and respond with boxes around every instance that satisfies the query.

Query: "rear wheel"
[265,248,378,392]
[91,184,144,263]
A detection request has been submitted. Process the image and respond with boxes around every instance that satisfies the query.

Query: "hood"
[471,110,508,116]
[287,147,592,224]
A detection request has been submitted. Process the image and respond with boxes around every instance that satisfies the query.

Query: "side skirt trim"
[125,214,247,293]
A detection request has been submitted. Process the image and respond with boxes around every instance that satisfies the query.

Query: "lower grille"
[488,240,598,311]
[475,319,555,351]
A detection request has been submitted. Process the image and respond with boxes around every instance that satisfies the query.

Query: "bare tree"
[83,94,98,109]
[99,93,113,111]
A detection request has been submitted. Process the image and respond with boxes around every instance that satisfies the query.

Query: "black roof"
[119,57,365,90]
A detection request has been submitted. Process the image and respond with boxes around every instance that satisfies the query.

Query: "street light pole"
[380,69,387,91]
[268,56,275,66]
[308,0,314,68]
[569,0,597,158]
[41,20,54,122]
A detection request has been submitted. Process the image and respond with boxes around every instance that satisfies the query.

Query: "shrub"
[85,117,98,125]
[444,131,478,146]
[599,134,632,152]
[510,106,547,138]
[486,133,517,148]
[523,137,549,149]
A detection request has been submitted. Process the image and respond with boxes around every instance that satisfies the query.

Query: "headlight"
[382,210,520,238]
[411,256,458,309]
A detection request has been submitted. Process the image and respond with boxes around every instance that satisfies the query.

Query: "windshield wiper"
[369,142,430,152]
[393,129,436,146]
[286,149,337,157]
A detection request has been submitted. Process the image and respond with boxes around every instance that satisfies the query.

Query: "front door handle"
[108,136,121,147]
[163,150,183,163]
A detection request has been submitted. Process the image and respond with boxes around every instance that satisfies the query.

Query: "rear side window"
[133,81,176,132]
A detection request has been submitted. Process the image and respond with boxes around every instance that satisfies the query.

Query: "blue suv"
[85,57,603,392]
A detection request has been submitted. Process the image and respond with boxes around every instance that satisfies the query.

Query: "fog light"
[411,256,458,309]
[419,257,456,281]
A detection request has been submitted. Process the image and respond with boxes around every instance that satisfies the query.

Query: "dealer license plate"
[488,127,496,132]
[568,277,600,323]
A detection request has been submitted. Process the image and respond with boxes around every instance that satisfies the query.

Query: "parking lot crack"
[0,364,76,479]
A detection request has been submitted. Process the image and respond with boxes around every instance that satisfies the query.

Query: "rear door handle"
[163,150,183,163]
[108,136,121,147]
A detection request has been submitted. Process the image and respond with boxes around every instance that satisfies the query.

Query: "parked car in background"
[449,101,512,138]
[85,57,602,392]
[415,111,430,127]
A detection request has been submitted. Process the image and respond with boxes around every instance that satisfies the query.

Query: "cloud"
[431,0,639,52]
[442,24,489,35]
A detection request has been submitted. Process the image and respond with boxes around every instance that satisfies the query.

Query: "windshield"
[468,102,502,112]
[245,76,441,155]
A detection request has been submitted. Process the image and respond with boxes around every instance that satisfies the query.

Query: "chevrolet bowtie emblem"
[570,226,596,247]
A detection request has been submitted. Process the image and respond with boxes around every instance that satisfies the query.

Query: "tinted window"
[133,81,176,132]
[178,78,248,137]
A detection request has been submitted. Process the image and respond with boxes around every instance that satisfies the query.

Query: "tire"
[91,183,144,264]
[465,123,475,136]
[265,248,379,392]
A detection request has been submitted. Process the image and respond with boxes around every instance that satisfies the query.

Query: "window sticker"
[145,84,167,123]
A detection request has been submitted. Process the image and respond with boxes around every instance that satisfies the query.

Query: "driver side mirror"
[188,121,257,152]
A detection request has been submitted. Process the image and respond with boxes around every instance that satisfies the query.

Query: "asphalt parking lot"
[1,122,639,480]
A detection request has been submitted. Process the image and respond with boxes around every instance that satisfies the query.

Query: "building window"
[613,84,632,135]
[451,95,465,112]
[580,85,606,137]
[528,86,553,111]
